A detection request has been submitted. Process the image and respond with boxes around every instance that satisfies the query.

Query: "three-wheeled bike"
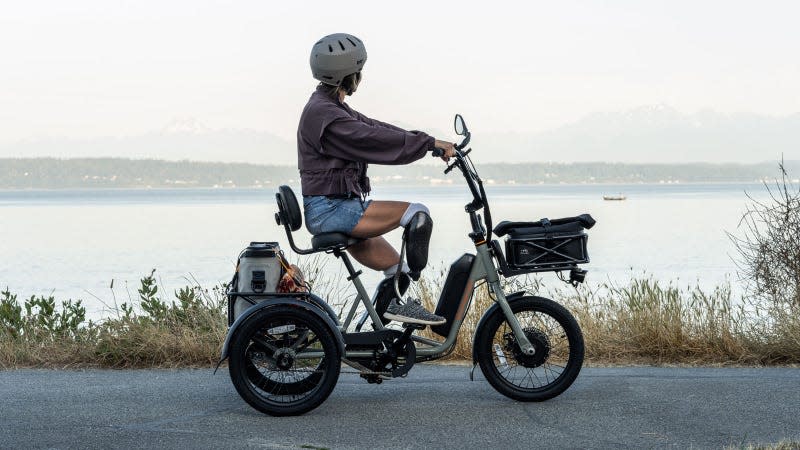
[218,114,595,416]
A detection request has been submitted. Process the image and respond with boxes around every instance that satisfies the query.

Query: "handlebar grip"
[431,148,445,157]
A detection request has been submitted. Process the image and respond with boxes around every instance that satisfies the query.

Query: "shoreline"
[0,180,776,193]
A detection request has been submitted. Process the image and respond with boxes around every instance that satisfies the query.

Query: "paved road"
[1,365,799,449]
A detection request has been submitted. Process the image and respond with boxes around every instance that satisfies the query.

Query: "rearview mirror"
[454,114,467,136]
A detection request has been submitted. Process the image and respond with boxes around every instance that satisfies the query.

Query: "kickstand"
[469,363,477,381]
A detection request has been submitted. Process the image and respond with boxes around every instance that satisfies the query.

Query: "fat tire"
[228,305,340,416]
[244,358,323,396]
[475,296,584,402]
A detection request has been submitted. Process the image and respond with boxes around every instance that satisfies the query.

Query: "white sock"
[399,203,430,228]
[383,262,410,278]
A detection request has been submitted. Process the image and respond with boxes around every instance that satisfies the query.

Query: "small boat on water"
[603,194,627,201]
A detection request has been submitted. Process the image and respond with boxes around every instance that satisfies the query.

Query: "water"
[0,183,766,317]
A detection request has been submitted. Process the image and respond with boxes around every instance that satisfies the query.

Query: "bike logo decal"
[267,324,296,335]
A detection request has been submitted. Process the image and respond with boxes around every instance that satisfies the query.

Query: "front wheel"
[474,296,584,401]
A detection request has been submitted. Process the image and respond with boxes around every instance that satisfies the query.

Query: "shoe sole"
[382,312,446,326]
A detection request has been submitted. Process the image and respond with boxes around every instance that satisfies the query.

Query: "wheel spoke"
[295,335,320,353]
[290,329,311,350]
[251,334,279,353]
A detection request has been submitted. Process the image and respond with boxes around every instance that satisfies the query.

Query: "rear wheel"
[228,306,340,416]
[474,296,584,401]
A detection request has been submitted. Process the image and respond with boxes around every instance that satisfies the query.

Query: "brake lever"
[444,148,472,174]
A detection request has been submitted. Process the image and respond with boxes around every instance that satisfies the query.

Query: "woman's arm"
[320,116,435,165]
[350,109,408,133]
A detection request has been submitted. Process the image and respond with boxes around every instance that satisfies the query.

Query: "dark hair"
[318,72,362,99]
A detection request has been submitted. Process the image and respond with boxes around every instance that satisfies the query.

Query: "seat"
[275,185,364,254]
[311,232,363,251]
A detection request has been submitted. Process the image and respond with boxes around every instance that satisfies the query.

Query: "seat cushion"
[311,232,363,250]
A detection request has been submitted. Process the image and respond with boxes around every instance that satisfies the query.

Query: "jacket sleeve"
[351,109,407,133]
[319,115,434,165]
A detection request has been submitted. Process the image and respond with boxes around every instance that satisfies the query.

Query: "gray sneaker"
[383,298,446,326]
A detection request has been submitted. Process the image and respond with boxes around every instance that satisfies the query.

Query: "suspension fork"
[476,244,536,355]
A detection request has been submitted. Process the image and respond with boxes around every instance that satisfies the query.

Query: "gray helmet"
[310,33,367,86]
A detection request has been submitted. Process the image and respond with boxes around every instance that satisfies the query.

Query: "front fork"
[478,244,536,355]
[486,281,535,355]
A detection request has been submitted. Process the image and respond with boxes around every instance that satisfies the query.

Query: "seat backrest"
[276,185,302,232]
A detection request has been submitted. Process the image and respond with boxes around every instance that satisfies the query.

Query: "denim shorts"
[303,195,372,235]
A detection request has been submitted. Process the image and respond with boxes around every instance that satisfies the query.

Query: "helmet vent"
[328,44,333,53]
[338,40,345,51]
[346,37,356,47]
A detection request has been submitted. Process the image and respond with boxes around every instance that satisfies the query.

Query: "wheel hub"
[505,327,550,368]
[273,348,296,370]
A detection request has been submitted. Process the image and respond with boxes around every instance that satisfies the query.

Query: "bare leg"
[347,200,408,270]
[347,236,400,271]
[350,200,409,238]
[348,200,445,325]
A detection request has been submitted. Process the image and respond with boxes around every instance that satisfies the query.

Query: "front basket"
[493,214,595,273]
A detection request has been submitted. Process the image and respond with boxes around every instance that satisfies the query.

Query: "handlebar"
[434,114,493,241]
[432,131,470,158]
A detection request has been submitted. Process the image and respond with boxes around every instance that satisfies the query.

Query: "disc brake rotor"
[504,327,550,368]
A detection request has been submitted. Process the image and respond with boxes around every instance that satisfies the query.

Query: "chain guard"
[349,333,417,382]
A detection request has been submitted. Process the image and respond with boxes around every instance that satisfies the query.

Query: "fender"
[216,295,344,372]
[303,292,341,328]
[471,290,527,365]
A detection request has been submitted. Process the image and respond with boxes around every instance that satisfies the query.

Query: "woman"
[297,33,456,326]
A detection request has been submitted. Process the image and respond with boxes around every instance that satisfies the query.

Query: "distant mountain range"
[2,106,798,164]
[1,117,295,165]
[477,105,800,163]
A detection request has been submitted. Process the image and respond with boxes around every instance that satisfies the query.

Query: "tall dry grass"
[2,268,800,368]
[415,272,800,365]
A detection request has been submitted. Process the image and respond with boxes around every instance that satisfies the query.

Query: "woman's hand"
[434,140,457,162]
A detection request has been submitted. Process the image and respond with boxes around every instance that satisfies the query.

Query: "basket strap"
[540,218,552,237]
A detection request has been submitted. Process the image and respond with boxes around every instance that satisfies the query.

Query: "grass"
[416,271,800,365]
[1,270,227,368]
[2,268,800,368]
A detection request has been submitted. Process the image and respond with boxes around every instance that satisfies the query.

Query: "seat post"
[333,248,383,330]
[334,249,362,281]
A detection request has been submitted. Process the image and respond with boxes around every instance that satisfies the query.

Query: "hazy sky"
[1,0,798,143]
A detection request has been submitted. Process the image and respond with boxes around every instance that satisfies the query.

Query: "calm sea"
[0,183,768,317]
